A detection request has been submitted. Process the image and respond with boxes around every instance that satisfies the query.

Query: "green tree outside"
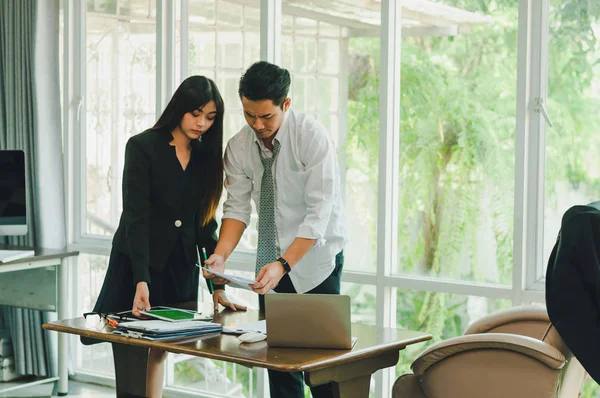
[346,0,600,395]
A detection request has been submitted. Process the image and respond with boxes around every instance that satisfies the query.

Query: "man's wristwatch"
[277,257,291,274]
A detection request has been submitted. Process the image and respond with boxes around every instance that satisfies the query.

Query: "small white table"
[0,244,78,396]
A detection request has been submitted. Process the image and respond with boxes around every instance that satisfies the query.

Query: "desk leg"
[304,351,399,398]
[57,259,69,396]
[111,343,149,397]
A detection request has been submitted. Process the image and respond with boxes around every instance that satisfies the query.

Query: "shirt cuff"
[222,211,250,227]
[296,224,327,248]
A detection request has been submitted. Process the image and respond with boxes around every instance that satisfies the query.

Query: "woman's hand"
[212,289,247,312]
[132,281,151,317]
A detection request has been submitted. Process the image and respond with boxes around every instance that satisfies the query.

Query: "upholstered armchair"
[392,305,586,398]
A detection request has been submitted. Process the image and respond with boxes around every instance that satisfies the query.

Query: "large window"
[177,0,261,251]
[390,1,517,285]
[76,253,114,376]
[280,6,381,274]
[84,0,157,238]
[544,5,600,394]
[61,0,589,397]
[543,1,600,274]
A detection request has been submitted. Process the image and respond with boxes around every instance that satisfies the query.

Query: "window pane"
[294,37,317,74]
[185,0,259,90]
[189,31,217,70]
[317,77,338,112]
[543,1,600,277]
[318,38,340,74]
[281,6,380,274]
[171,356,262,396]
[393,1,517,285]
[341,282,376,325]
[395,291,511,378]
[295,17,317,36]
[217,0,242,25]
[344,36,380,273]
[178,0,260,252]
[76,253,113,375]
[189,0,215,24]
[85,2,156,237]
[219,72,243,108]
[243,6,260,66]
[319,22,341,38]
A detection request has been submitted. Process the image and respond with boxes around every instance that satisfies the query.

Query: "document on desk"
[209,270,275,293]
[117,320,221,334]
[113,319,223,341]
[223,320,266,335]
[0,250,34,263]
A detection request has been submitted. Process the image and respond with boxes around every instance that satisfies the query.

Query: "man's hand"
[202,253,230,285]
[132,281,151,317]
[212,290,247,312]
[250,261,285,295]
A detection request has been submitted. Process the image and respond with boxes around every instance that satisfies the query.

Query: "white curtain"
[0,0,65,377]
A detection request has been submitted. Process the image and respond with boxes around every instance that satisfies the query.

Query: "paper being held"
[209,270,275,293]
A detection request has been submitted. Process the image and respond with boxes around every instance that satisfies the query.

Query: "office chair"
[392,305,586,398]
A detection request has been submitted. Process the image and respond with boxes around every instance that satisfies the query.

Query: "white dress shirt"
[223,109,347,293]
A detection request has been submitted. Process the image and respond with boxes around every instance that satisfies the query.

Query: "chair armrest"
[392,374,427,398]
[412,333,566,375]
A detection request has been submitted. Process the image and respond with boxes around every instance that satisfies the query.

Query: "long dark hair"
[153,76,224,226]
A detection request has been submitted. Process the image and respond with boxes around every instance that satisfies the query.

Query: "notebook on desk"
[265,293,356,349]
[113,319,222,342]
[0,249,34,263]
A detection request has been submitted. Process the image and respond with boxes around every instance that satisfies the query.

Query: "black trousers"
[259,252,344,398]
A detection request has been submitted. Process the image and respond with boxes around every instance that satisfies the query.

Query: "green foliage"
[347,0,600,283]
[347,0,600,392]
[348,21,518,283]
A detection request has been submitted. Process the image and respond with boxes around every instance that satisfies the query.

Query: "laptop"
[265,293,356,349]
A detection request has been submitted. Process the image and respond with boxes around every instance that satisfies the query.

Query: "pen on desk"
[198,246,214,293]
[106,317,118,328]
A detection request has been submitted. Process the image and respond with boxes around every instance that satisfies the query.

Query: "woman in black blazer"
[92,75,243,397]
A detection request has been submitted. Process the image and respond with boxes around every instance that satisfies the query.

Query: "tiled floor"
[0,379,114,398]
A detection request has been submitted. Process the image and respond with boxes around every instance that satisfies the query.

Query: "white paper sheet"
[208,270,277,294]
[223,320,267,335]
[209,270,257,291]
[0,250,34,263]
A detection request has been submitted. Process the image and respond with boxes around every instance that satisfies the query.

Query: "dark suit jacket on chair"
[111,128,218,286]
[546,204,600,383]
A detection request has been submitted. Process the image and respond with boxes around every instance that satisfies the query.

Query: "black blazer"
[111,129,218,286]
[545,204,600,383]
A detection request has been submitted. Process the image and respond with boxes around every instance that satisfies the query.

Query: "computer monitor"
[0,150,27,235]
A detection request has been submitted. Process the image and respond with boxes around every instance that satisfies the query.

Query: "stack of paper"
[0,250,34,263]
[114,320,222,341]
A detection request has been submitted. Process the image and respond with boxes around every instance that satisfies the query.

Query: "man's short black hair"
[238,61,291,107]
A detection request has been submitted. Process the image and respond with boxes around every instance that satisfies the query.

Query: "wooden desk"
[44,305,430,398]
[0,244,78,396]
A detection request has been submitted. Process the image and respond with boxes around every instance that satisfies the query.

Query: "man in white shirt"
[204,61,347,398]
